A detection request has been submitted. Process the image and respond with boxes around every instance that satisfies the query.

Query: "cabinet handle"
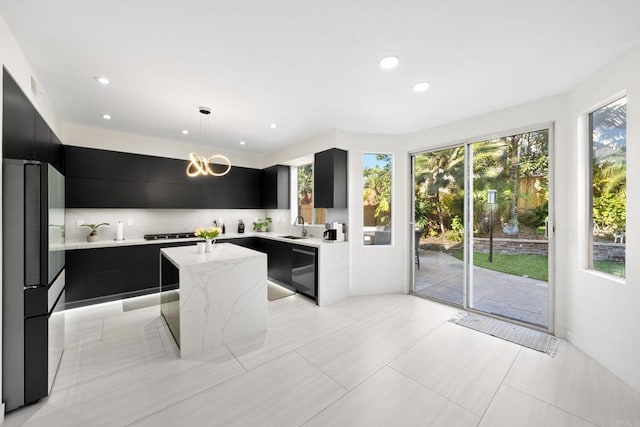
[292,248,315,256]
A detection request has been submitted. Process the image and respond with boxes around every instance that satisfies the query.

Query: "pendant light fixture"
[186,106,231,177]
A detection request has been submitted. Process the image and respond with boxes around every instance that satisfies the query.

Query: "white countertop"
[161,243,264,268]
[63,231,347,250]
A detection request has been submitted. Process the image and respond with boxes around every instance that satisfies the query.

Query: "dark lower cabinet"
[225,237,261,251]
[255,239,318,301]
[291,244,317,300]
[66,238,318,307]
[263,239,293,287]
[65,241,195,306]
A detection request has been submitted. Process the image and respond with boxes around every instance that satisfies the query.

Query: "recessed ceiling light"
[240,141,246,145]
[102,114,111,120]
[413,81,431,92]
[379,56,399,70]
[182,130,189,135]
[270,123,277,129]
[94,76,110,85]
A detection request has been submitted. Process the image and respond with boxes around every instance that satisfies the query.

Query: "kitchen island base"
[160,243,267,358]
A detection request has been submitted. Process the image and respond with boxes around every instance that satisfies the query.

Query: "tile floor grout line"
[384,320,447,368]
[476,346,522,423]
[122,372,249,427]
[298,356,399,427]
[294,349,349,392]
[53,319,168,393]
[224,310,357,373]
[225,343,249,372]
[51,351,169,394]
[387,365,480,420]
[499,383,600,426]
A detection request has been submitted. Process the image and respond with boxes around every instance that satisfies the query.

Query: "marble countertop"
[160,243,265,268]
[63,231,347,250]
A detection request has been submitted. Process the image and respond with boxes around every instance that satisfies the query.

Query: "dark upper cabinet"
[146,156,191,184]
[64,145,263,209]
[261,165,290,209]
[34,112,51,164]
[2,69,36,161]
[66,177,147,208]
[50,132,64,173]
[314,148,347,208]
[146,182,203,209]
[2,70,64,170]
[202,166,261,209]
[65,146,148,181]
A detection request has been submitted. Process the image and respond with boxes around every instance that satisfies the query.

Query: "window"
[589,96,626,278]
[296,164,326,225]
[363,153,392,245]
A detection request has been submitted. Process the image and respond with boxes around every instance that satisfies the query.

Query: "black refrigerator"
[2,159,65,411]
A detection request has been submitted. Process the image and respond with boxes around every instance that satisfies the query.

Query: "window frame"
[362,152,394,247]
[587,95,627,280]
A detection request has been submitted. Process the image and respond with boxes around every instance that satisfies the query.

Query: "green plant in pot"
[82,223,109,242]
[252,218,272,232]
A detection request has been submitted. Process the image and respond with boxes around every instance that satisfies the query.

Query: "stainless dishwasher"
[291,246,317,300]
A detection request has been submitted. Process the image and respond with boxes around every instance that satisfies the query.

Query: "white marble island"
[160,243,267,358]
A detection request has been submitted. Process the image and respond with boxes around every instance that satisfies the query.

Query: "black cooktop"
[143,232,197,240]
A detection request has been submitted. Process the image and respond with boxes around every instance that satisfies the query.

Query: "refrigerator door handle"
[24,163,42,288]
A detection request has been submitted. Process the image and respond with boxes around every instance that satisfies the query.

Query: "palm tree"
[414,147,464,235]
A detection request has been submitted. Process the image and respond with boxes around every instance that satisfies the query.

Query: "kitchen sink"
[279,235,306,240]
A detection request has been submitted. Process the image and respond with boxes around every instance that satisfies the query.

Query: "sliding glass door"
[412,146,466,306]
[411,126,552,330]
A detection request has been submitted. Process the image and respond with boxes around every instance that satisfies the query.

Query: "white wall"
[561,46,640,393]
[339,131,409,296]
[400,45,640,393]
[265,129,408,296]
[261,129,338,168]
[63,123,263,169]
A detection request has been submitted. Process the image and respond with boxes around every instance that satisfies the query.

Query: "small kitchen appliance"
[323,222,345,242]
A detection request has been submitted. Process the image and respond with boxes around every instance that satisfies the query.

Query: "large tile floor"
[4,293,640,426]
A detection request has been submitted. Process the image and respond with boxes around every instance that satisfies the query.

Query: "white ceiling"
[2,0,640,154]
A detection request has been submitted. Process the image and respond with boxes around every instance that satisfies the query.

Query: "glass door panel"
[469,129,549,328]
[412,146,465,306]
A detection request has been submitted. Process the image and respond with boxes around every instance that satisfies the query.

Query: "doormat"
[267,282,295,301]
[450,312,560,356]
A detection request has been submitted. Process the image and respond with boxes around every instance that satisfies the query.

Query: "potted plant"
[252,218,272,232]
[81,223,109,242]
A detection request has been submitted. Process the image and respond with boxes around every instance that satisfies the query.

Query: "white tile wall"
[65,209,268,243]
[66,208,350,243]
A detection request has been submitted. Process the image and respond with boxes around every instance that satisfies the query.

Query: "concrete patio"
[414,250,548,327]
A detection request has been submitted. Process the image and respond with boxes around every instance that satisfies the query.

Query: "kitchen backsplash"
[65,209,269,242]
[65,208,348,242]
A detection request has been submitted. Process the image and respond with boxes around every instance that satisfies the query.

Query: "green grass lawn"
[446,249,626,281]
[593,260,626,278]
[447,249,548,281]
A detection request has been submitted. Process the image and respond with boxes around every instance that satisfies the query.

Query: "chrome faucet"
[294,216,307,237]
